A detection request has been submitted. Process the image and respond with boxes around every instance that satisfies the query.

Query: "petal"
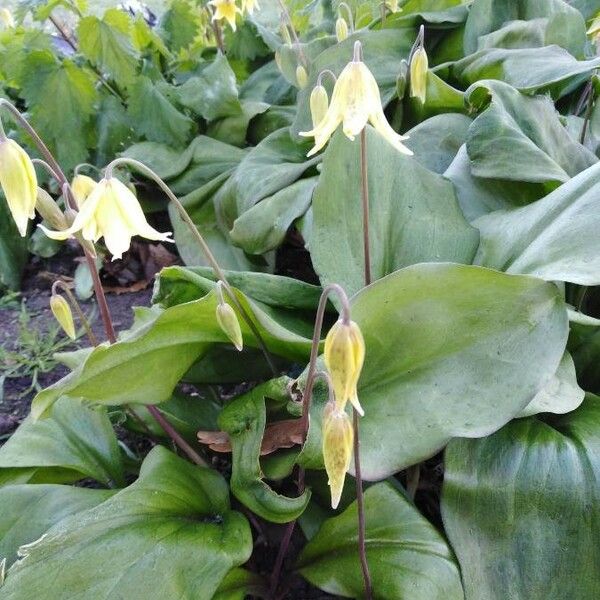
[369,107,413,155]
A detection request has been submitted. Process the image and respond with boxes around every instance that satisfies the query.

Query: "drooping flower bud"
[216,301,243,351]
[410,46,428,104]
[322,403,353,509]
[280,24,292,45]
[324,317,365,415]
[309,84,329,128]
[50,294,76,340]
[39,177,173,260]
[35,188,68,231]
[335,17,349,42]
[71,174,97,208]
[296,65,308,89]
[0,137,37,236]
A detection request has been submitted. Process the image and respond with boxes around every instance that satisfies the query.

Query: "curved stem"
[277,0,307,67]
[105,157,278,375]
[32,158,62,186]
[317,69,337,88]
[337,2,354,30]
[52,280,98,346]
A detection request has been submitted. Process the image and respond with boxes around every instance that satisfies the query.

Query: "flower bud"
[71,174,97,208]
[0,8,14,29]
[274,50,283,72]
[324,318,365,415]
[322,403,353,509]
[335,17,348,42]
[309,84,329,128]
[50,294,76,340]
[280,24,292,45]
[216,302,243,351]
[35,188,68,231]
[0,137,37,237]
[296,65,308,89]
[410,46,428,104]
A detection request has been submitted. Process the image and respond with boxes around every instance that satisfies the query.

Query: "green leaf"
[96,95,132,166]
[1,447,252,600]
[297,482,464,599]
[463,0,586,57]
[78,9,139,87]
[310,127,479,297]
[214,127,319,230]
[213,568,266,600]
[31,284,314,418]
[218,377,311,523]
[127,76,193,147]
[305,263,568,480]
[0,484,114,568]
[406,113,472,174]
[0,193,29,290]
[442,393,600,600]
[158,0,200,52]
[0,397,125,487]
[465,80,597,184]
[19,51,97,170]
[230,176,316,254]
[206,99,269,147]
[473,162,600,285]
[177,54,242,121]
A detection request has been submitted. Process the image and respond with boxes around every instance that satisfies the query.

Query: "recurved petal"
[369,108,413,155]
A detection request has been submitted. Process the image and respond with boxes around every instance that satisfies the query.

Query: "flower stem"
[360,129,371,286]
[210,17,225,54]
[353,409,373,600]
[277,0,307,68]
[105,157,278,375]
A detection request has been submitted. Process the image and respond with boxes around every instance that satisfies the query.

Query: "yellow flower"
[39,177,173,260]
[410,46,428,103]
[0,138,37,236]
[50,294,76,340]
[309,84,329,128]
[322,403,353,509]
[0,8,15,29]
[241,0,259,15]
[216,301,243,351]
[300,41,412,157]
[71,174,97,207]
[324,317,365,416]
[209,0,242,31]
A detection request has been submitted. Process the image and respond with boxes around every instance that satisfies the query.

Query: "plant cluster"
[1,0,600,599]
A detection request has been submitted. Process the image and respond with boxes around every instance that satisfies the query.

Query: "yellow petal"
[50,294,76,340]
[410,47,428,103]
[216,302,243,351]
[71,174,97,208]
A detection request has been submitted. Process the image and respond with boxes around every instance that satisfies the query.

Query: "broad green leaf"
[310,127,479,297]
[0,29,53,85]
[380,0,469,28]
[444,145,542,221]
[439,45,600,98]
[31,285,314,418]
[518,351,583,417]
[96,95,132,166]
[230,176,316,254]
[1,447,252,600]
[442,394,600,600]
[291,29,415,136]
[78,9,139,87]
[178,54,242,121]
[276,37,337,86]
[297,482,464,599]
[0,194,29,290]
[214,127,319,230]
[127,76,193,147]
[0,397,125,487]
[465,80,596,184]
[158,0,200,51]
[405,113,472,174]
[213,568,266,600]
[306,263,568,480]
[404,70,465,124]
[473,162,600,285]
[19,51,97,170]
[206,99,269,147]
[0,484,114,567]
[463,0,586,56]
[218,377,311,523]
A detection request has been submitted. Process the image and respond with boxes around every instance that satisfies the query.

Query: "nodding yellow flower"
[241,0,259,15]
[0,137,37,237]
[71,174,97,208]
[0,8,15,28]
[410,46,428,104]
[335,17,349,42]
[322,403,353,509]
[39,177,173,261]
[296,65,308,89]
[216,301,243,351]
[324,317,365,416]
[50,294,76,340]
[309,84,329,128]
[209,0,242,31]
[300,41,412,157]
